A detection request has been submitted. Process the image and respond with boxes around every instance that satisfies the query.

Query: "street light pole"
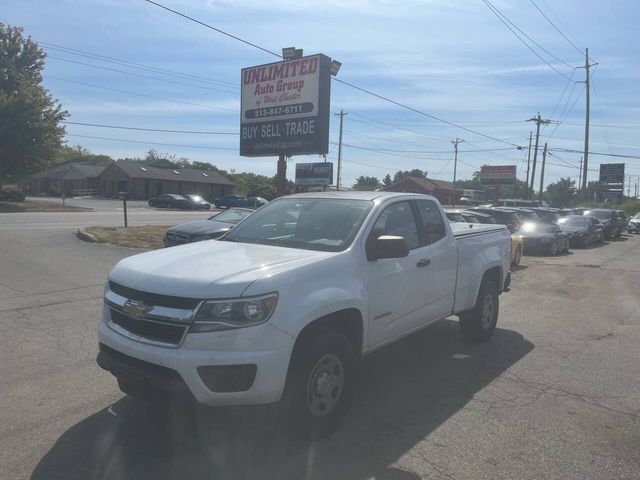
[451,138,463,207]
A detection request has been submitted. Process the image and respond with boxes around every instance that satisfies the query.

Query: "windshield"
[224,198,373,252]
[586,210,610,219]
[210,209,252,224]
[558,217,588,226]
[446,213,466,223]
[521,222,555,233]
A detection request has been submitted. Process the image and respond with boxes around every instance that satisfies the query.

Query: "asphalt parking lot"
[1,211,639,479]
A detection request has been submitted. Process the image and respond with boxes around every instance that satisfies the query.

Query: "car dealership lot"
[1,213,639,479]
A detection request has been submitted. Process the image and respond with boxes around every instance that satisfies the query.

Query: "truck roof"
[285,191,428,201]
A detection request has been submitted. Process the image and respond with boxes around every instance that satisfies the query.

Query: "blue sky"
[5,0,640,189]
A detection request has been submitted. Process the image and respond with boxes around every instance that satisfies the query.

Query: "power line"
[143,0,281,58]
[46,75,237,112]
[333,79,521,147]
[528,0,584,55]
[40,41,238,88]
[484,0,575,69]
[47,56,237,94]
[481,0,575,80]
[67,133,237,150]
[62,121,238,135]
[144,0,521,148]
[550,148,640,160]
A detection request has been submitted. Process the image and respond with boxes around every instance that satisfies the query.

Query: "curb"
[76,228,98,243]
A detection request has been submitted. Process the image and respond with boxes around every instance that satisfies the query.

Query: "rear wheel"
[459,279,499,342]
[282,331,356,439]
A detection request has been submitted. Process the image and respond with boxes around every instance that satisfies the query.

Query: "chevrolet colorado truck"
[97,191,511,436]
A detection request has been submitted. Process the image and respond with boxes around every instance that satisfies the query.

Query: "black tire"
[459,279,499,342]
[282,331,356,439]
[512,245,521,266]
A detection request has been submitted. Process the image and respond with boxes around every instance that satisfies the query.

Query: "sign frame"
[240,54,332,158]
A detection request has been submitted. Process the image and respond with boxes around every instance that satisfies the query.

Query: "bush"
[0,186,26,202]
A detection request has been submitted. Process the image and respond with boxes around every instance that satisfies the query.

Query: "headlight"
[190,293,278,332]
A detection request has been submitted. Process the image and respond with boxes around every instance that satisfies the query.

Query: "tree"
[0,24,68,181]
[393,169,426,183]
[352,175,381,191]
[500,179,530,199]
[545,177,576,207]
[455,171,485,191]
[382,173,392,187]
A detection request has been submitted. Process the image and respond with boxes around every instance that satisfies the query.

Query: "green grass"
[0,200,93,213]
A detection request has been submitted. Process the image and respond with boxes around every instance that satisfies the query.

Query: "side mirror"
[372,235,409,260]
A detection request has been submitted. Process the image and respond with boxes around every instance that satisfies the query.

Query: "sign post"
[598,163,625,203]
[240,54,332,196]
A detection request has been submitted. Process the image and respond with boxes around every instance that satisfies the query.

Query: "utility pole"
[539,143,548,206]
[578,156,583,191]
[451,138,464,207]
[525,131,533,187]
[527,113,551,199]
[582,48,592,191]
[628,175,632,198]
[335,109,347,190]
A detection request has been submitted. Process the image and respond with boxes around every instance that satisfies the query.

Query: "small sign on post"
[295,162,334,186]
[119,192,128,228]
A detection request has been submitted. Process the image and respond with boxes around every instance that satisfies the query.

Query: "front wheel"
[282,331,356,439]
[459,279,499,342]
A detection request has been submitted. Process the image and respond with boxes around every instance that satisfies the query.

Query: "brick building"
[98,161,234,200]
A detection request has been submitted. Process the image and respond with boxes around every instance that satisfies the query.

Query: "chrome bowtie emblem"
[123,299,151,319]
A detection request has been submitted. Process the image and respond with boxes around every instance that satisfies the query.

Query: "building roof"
[111,161,234,185]
[387,176,461,192]
[61,164,109,180]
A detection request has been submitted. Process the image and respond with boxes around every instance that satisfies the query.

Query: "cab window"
[368,201,420,250]
[415,199,446,245]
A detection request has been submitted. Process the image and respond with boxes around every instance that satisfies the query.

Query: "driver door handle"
[417,259,431,268]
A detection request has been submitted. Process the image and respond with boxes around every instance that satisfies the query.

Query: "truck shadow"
[32,320,533,480]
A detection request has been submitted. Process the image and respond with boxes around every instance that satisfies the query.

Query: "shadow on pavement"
[32,320,533,480]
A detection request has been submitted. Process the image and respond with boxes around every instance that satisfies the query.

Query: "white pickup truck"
[97,192,511,436]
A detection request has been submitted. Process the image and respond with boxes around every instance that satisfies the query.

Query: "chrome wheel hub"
[481,294,494,330]
[306,354,344,417]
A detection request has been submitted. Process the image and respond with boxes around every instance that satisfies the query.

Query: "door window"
[415,200,446,245]
[369,201,420,250]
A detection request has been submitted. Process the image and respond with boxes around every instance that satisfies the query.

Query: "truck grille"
[110,309,186,346]
[108,281,202,310]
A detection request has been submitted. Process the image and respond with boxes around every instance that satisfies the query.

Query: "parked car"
[510,208,540,223]
[247,196,269,208]
[459,210,497,224]
[613,210,627,232]
[214,195,249,208]
[472,208,521,232]
[182,194,211,210]
[97,192,511,437]
[527,207,561,224]
[444,209,467,223]
[518,222,569,255]
[148,193,189,209]
[164,208,254,247]
[583,209,622,239]
[557,215,604,247]
[628,213,640,233]
[560,208,585,216]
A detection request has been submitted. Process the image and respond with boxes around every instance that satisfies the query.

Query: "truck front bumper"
[97,311,295,407]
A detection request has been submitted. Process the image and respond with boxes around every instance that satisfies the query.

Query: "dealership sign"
[480,165,517,186]
[295,162,333,186]
[240,54,331,157]
[599,163,625,184]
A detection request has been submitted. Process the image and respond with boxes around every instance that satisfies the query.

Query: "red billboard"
[480,165,517,186]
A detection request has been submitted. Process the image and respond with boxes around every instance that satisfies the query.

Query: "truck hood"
[109,240,333,299]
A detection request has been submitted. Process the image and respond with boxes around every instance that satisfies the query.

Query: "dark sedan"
[214,195,249,209]
[164,208,254,247]
[472,208,520,232]
[519,222,569,255]
[527,207,561,224]
[182,194,211,210]
[583,209,621,239]
[557,215,604,247]
[148,193,189,209]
